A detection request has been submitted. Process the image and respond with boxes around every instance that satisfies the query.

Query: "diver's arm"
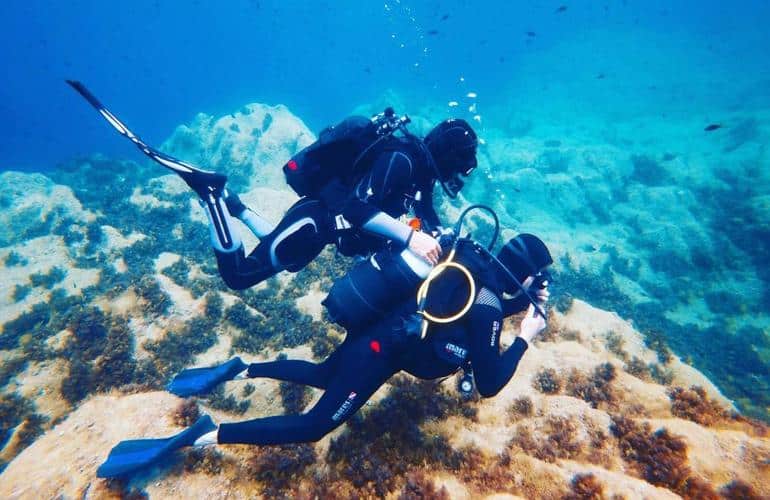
[341,151,441,262]
[341,150,414,236]
[468,291,530,397]
[360,212,412,244]
[361,213,440,265]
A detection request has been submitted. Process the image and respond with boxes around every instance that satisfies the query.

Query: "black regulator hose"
[453,204,499,251]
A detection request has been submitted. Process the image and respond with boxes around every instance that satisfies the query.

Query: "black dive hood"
[395,123,464,199]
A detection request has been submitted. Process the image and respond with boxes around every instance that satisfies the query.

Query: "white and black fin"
[66,80,226,197]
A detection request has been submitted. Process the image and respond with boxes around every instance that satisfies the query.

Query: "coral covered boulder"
[161,103,315,192]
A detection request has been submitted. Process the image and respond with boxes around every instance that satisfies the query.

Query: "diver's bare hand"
[518,304,547,344]
[408,231,442,265]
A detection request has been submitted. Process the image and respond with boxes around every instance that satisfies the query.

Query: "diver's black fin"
[96,415,216,478]
[167,357,248,397]
[66,80,227,198]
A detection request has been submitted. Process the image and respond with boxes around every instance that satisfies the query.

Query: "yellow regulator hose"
[415,248,476,339]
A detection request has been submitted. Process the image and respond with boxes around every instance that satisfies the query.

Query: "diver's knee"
[214,249,271,290]
[305,424,336,442]
[271,221,326,272]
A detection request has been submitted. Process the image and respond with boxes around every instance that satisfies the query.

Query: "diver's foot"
[193,428,219,447]
[224,189,275,238]
[179,169,228,200]
[223,189,247,218]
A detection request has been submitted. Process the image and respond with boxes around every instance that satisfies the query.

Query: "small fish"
[363,66,371,74]
[448,101,459,107]
[704,124,722,132]
[596,73,605,79]
[441,14,449,21]
[427,29,439,35]
[555,5,568,13]
[526,31,537,37]
[661,153,677,162]
[466,92,477,98]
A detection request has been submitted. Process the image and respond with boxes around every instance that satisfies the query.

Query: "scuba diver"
[67,81,479,289]
[96,228,554,478]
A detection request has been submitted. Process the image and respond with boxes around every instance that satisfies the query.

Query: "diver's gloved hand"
[409,230,442,265]
[518,303,547,344]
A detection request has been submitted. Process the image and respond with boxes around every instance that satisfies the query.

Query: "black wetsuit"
[217,287,529,445]
[216,138,441,290]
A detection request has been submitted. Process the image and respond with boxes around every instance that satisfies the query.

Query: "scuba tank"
[322,244,435,332]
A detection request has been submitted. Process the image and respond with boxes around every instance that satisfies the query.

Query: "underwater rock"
[748,194,770,232]
[1,96,769,496]
[0,172,95,247]
[161,103,315,192]
[723,117,759,153]
[1,301,767,498]
[629,154,670,186]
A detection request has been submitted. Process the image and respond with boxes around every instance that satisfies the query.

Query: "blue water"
[3,0,768,170]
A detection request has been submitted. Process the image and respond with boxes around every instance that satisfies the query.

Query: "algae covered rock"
[161,103,315,192]
[0,172,94,247]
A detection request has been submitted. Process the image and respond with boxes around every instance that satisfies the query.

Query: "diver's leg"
[214,198,333,290]
[223,189,274,239]
[200,191,243,254]
[245,338,349,389]
[216,336,397,445]
[168,166,244,255]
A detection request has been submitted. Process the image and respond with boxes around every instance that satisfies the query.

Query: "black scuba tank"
[322,237,496,333]
[322,247,432,332]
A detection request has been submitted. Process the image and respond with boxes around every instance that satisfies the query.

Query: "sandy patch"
[295,283,325,321]
[0,392,182,499]
[129,186,174,210]
[11,358,69,424]
[154,252,181,272]
[101,225,146,251]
